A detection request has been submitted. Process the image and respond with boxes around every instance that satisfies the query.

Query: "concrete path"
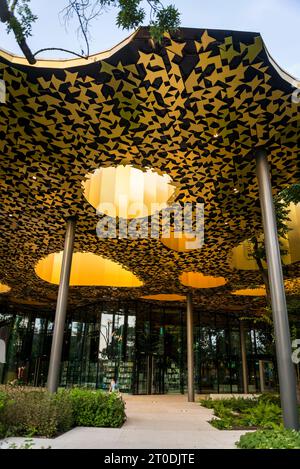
[0,394,247,449]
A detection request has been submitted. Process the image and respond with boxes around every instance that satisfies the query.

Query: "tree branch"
[9,0,19,14]
[0,0,36,64]
[33,47,88,60]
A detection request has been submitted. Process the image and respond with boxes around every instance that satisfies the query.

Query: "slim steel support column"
[186,292,195,402]
[256,149,299,429]
[239,321,248,394]
[259,360,265,393]
[47,217,76,393]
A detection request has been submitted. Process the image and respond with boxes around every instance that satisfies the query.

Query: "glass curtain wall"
[0,302,280,394]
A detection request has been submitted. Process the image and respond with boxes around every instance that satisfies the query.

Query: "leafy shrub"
[0,386,126,438]
[200,395,284,430]
[0,391,7,411]
[203,401,237,430]
[239,401,282,429]
[199,398,215,409]
[236,429,300,449]
[68,388,125,428]
[210,415,235,430]
[200,397,256,412]
[218,397,256,412]
[0,386,73,437]
[257,393,281,406]
[0,391,8,438]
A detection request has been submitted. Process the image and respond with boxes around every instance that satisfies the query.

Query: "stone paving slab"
[0,394,248,449]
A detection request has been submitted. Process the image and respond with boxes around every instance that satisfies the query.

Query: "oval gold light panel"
[161,232,202,252]
[35,252,143,287]
[82,165,176,219]
[141,294,186,301]
[180,272,227,289]
[231,287,266,297]
[0,283,11,294]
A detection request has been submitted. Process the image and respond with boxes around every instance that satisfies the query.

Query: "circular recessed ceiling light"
[35,252,143,287]
[180,272,227,289]
[231,287,266,296]
[0,283,11,294]
[141,294,186,301]
[82,165,176,219]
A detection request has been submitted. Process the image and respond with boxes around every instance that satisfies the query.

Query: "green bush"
[200,397,256,412]
[68,388,126,428]
[257,393,281,406]
[199,398,215,409]
[200,395,284,430]
[236,429,300,449]
[202,400,237,430]
[239,401,282,429]
[0,391,8,438]
[216,397,256,413]
[0,386,73,438]
[0,386,126,438]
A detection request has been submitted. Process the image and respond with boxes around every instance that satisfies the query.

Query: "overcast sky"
[0,0,299,77]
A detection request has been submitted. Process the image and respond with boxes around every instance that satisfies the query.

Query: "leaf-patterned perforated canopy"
[0,27,299,313]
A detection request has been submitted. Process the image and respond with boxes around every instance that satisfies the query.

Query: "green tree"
[250,183,300,307]
[0,0,180,64]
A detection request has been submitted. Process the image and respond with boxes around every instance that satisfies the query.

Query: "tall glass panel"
[216,328,232,393]
[66,321,86,386]
[229,326,242,393]
[4,316,29,383]
[0,315,13,383]
[164,309,182,394]
[118,311,135,393]
[135,306,151,394]
[98,310,115,391]
[198,326,218,393]
[246,328,259,392]
[28,317,47,386]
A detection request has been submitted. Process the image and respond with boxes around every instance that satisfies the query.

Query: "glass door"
[136,353,164,394]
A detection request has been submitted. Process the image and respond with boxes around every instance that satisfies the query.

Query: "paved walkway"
[1,395,247,449]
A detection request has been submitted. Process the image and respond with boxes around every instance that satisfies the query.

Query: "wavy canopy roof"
[0,27,299,312]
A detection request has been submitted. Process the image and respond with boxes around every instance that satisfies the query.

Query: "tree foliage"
[249,183,300,307]
[0,0,181,63]
[5,0,37,40]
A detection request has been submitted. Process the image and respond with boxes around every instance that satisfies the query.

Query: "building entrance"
[134,307,185,394]
[136,353,164,394]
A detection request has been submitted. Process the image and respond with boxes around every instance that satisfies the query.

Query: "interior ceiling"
[0,27,299,313]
